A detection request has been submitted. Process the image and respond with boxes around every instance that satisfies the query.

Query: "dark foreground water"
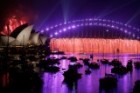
[42,54,140,93]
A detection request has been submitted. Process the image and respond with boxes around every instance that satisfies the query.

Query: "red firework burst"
[0,15,27,35]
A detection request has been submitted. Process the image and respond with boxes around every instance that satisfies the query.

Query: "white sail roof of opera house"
[0,36,15,46]
[30,32,40,45]
[39,35,47,45]
[16,25,33,46]
[0,25,48,46]
[10,40,21,46]
[29,33,47,45]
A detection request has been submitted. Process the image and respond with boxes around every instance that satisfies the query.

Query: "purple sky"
[0,0,140,30]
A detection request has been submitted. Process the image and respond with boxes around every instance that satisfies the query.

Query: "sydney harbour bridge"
[38,18,140,54]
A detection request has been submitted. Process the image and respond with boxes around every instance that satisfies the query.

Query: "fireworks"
[0,15,27,35]
[50,38,140,54]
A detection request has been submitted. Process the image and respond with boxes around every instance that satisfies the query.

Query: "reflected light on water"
[42,54,140,93]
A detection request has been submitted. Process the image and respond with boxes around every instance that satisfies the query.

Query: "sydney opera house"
[0,24,47,47]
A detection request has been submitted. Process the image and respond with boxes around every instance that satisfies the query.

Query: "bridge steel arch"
[39,18,140,54]
[40,18,140,39]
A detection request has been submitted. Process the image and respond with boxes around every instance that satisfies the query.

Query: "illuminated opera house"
[0,24,47,47]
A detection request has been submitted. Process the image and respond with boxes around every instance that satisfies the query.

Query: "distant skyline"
[0,0,140,30]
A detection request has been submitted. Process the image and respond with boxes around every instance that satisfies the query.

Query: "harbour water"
[42,53,140,93]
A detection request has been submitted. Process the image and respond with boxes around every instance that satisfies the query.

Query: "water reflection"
[42,54,140,93]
